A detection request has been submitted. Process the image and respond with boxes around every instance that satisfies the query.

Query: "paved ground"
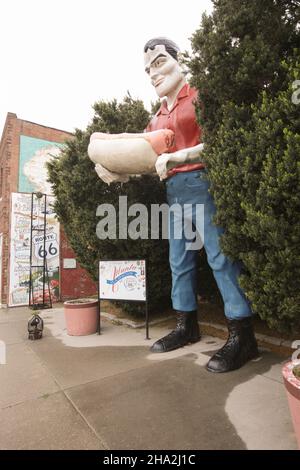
[0,306,297,450]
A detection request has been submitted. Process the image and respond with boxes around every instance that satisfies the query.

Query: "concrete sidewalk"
[0,306,297,450]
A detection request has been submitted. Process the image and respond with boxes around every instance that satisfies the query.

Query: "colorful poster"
[99,260,146,301]
[9,193,60,307]
[18,135,64,195]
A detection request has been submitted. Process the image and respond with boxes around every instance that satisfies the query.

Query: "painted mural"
[9,193,60,307]
[19,136,64,195]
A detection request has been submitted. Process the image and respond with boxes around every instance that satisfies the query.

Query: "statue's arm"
[155,143,205,180]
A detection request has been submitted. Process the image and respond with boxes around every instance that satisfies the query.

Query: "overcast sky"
[1,0,213,134]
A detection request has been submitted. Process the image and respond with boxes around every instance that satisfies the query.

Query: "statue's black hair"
[144,37,180,61]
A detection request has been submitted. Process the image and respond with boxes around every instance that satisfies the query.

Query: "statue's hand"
[155,154,171,181]
[95,164,129,185]
[155,144,205,181]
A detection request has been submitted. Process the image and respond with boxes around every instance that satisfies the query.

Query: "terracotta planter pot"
[64,299,99,336]
[282,361,300,449]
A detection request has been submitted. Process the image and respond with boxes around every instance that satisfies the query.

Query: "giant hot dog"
[88,129,175,174]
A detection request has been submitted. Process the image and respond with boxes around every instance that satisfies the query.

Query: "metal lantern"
[28,312,44,340]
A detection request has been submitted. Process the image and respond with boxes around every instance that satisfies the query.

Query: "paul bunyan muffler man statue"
[88,37,259,373]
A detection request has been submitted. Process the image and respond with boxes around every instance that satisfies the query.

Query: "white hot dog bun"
[88,129,175,174]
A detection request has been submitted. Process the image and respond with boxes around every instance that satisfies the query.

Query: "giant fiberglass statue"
[88,37,258,373]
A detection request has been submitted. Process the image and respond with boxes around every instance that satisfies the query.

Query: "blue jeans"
[166,170,252,319]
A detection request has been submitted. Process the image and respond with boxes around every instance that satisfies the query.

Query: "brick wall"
[0,113,19,305]
[60,228,97,300]
[0,112,97,306]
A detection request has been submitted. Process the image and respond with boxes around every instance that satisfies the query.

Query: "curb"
[101,311,295,358]
[101,311,174,328]
[199,321,294,358]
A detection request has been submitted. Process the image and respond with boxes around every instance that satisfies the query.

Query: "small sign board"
[63,258,77,269]
[99,260,146,302]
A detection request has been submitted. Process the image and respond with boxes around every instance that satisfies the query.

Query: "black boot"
[206,317,259,373]
[150,310,201,353]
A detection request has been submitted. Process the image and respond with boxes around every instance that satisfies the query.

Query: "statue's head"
[144,37,185,99]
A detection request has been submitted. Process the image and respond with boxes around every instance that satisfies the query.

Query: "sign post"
[98,259,149,339]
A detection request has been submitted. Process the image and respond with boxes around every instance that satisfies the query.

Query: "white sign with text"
[99,260,146,301]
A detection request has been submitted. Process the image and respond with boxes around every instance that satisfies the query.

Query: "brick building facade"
[0,112,97,307]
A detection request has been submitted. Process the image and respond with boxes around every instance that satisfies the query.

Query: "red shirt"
[146,83,205,177]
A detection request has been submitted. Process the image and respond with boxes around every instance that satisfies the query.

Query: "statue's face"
[144,45,184,98]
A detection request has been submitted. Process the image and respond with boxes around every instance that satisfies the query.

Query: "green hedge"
[187,0,300,330]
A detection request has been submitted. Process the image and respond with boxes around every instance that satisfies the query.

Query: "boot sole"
[206,349,260,373]
[190,336,201,344]
[150,335,201,353]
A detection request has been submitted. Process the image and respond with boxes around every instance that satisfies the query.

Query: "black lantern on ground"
[28,312,44,340]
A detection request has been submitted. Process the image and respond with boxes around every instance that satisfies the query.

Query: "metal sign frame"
[29,192,52,310]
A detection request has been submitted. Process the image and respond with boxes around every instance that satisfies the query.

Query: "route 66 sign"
[33,233,58,260]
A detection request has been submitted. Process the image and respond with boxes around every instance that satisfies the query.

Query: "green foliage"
[212,58,300,331]
[47,95,172,315]
[188,0,299,136]
[188,0,300,330]
[293,364,300,378]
